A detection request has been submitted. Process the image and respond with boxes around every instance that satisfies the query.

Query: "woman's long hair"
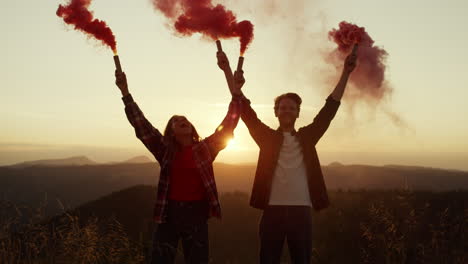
[163,115,201,147]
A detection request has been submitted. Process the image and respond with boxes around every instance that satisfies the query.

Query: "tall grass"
[0,199,145,264]
[1,190,467,263]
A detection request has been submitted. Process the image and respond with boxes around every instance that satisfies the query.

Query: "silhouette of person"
[114,55,245,263]
[218,45,358,264]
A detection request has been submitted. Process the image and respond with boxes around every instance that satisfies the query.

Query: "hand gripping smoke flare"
[328,21,391,101]
[328,22,407,128]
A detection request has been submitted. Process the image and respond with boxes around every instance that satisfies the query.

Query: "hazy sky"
[2,0,468,170]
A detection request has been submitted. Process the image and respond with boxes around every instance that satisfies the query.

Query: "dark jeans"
[259,205,312,264]
[150,200,209,264]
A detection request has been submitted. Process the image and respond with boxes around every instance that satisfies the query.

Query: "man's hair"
[274,93,302,113]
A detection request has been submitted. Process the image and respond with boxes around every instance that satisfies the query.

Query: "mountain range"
[8,155,153,168]
[1,156,467,217]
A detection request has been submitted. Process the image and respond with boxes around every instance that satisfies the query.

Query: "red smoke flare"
[57,0,117,54]
[328,21,390,100]
[152,0,254,55]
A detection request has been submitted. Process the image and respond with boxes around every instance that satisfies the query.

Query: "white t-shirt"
[269,132,312,206]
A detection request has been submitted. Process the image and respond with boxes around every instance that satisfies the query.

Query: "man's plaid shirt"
[122,94,242,223]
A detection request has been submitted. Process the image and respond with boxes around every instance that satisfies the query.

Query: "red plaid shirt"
[123,94,242,223]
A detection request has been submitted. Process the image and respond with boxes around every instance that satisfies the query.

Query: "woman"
[114,51,244,264]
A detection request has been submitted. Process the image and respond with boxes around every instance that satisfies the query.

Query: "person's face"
[275,98,299,126]
[171,116,193,136]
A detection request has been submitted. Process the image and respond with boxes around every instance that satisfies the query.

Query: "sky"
[1,0,468,170]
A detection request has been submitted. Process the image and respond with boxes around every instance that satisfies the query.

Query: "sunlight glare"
[225,138,236,150]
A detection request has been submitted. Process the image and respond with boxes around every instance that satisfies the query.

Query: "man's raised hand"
[344,44,358,74]
[115,70,129,96]
[217,51,231,72]
[233,70,245,96]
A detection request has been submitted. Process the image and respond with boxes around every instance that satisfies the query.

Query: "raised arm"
[202,66,248,160]
[216,51,243,96]
[330,44,358,101]
[204,96,242,159]
[115,71,167,163]
[240,96,274,147]
[216,52,271,147]
[300,45,358,145]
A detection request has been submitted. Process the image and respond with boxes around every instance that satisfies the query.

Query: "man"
[217,45,358,263]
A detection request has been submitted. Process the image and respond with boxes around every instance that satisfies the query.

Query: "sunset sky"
[2,0,467,170]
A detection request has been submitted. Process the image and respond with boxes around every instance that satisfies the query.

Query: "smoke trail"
[152,0,254,55]
[57,0,117,54]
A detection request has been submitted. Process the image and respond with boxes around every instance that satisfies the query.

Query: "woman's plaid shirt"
[122,94,242,223]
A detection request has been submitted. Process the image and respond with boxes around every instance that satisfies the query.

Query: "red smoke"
[328,21,390,100]
[57,0,117,54]
[152,0,254,55]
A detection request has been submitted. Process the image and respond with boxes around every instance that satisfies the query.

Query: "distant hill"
[328,161,344,167]
[57,186,262,251]
[10,156,97,168]
[62,185,157,240]
[0,163,159,216]
[120,155,152,164]
[322,164,468,191]
[214,163,468,193]
[1,161,468,217]
[8,155,154,168]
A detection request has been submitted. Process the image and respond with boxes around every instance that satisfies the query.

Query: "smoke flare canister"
[352,43,359,54]
[236,56,244,72]
[114,55,122,73]
[216,40,222,51]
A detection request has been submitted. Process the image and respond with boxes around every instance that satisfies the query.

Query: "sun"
[225,138,237,150]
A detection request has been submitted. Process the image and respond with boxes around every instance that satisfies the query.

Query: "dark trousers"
[150,201,209,264]
[259,205,312,264]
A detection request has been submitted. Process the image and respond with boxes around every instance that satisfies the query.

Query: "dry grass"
[360,191,467,264]
[0,199,145,264]
[1,190,467,263]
